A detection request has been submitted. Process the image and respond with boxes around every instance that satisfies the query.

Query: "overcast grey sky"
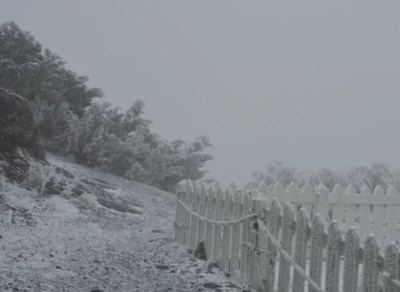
[2,1,400,186]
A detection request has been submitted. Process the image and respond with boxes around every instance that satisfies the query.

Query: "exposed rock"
[0,150,32,184]
[97,193,143,215]
[95,185,143,215]
[155,264,170,270]
[55,166,74,179]
[207,262,218,273]
[203,282,222,289]
[151,229,164,233]
[42,177,67,196]
[11,207,36,227]
[0,193,11,212]
[194,241,207,261]
[0,88,46,183]
[82,177,116,190]
[71,183,89,198]
[68,177,143,214]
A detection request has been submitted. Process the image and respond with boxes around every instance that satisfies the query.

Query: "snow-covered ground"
[0,154,241,292]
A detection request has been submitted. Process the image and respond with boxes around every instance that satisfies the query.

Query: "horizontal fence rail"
[175,180,400,292]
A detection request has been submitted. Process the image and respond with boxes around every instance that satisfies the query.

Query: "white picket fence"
[174,181,400,292]
[183,180,400,246]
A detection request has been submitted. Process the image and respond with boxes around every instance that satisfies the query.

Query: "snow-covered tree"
[250,161,400,194]
[252,161,298,187]
[0,21,214,192]
[122,100,152,134]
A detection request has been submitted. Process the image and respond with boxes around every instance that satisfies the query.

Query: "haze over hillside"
[2,1,400,186]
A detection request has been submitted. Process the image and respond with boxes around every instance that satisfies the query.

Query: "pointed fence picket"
[197,184,207,244]
[301,183,314,219]
[267,198,281,292]
[277,203,295,292]
[315,184,330,222]
[183,182,193,245]
[189,182,200,248]
[359,186,371,243]
[344,185,358,232]
[240,191,252,279]
[362,235,380,292]
[331,184,344,225]
[220,189,234,273]
[293,208,310,292]
[175,181,400,292]
[229,190,243,276]
[343,228,361,292]
[386,186,399,245]
[212,187,225,261]
[259,201,271,289]
[174,191,185,243]
[248,198,260,287]
[309,214,325,292]
[205,186,216,261]
[373,186,385,246]
[325,221,342,292]
[384,243,399,292]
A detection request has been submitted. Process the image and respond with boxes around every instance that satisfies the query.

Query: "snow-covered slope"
[0,154,241,292]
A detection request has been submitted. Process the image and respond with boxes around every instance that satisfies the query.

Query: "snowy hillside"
[0,154,240,292]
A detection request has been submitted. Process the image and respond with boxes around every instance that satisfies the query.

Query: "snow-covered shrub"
[55,101,213,191]
[21,160,54,192]
[21,161,44,191]
[73,192,98,210]
[251,160,400,193]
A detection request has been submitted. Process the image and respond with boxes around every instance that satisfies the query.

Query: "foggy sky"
[2,1,400,186]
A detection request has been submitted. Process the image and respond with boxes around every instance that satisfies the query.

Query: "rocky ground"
[0,153,242,292]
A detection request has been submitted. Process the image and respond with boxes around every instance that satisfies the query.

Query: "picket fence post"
[359,185,371,242]
[196,183,207,245]
[250,198,264,289]
[212,186,224,261]
[189,182,199,248]
[174,191,184,243]
[316,183,329,223]
[293,208,310,292]
[343,227,360,292]
[267,198,281,292]
[384,243,400,292]
[239,191,252,280]
[277,203,295,292]
[301,182,314,219]
[331,184,344,226]
[258,181,269,201]
[205,186,216,261]
[373,186,384,245]
[220,188,233,273]
[325,220,342,292]
[183,182,193,245]
[386,186,399,244]
[362,235,380,292]
[309,214,325,292]
[229,190,243,276]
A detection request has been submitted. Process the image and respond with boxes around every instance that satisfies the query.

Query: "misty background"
[2,1,400,186]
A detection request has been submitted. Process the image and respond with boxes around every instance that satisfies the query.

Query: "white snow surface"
[0,154,241,292]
